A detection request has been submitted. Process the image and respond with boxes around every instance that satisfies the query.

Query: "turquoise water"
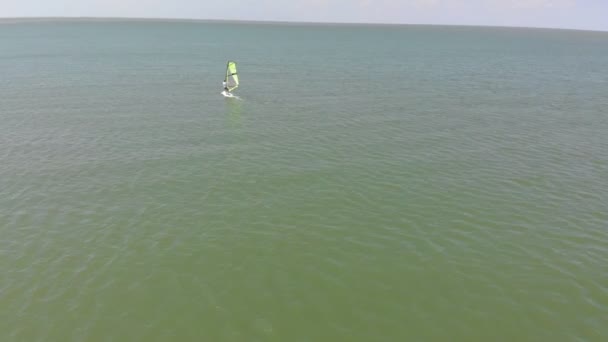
[1,19,608,341]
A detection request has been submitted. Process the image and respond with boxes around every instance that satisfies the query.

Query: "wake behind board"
[221,90,238,99]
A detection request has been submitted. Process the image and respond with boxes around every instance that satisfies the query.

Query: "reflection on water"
[225,97,242,128]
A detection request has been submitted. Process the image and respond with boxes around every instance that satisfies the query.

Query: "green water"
[1,19,607,341]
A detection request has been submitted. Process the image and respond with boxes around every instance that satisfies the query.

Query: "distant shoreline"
[0,17,606,34]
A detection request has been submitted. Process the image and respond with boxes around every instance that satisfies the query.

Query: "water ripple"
[2,21,608,341]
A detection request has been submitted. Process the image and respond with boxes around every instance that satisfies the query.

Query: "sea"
[1,19,607,341]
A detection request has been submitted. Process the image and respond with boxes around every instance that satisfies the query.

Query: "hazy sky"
[2,0,607,31]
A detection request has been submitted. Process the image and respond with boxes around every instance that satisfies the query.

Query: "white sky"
[2,0,607,31]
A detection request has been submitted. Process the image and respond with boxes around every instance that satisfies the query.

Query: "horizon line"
[1,16,607,34]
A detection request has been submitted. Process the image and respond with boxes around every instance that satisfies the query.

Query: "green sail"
[225,61,239,92]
